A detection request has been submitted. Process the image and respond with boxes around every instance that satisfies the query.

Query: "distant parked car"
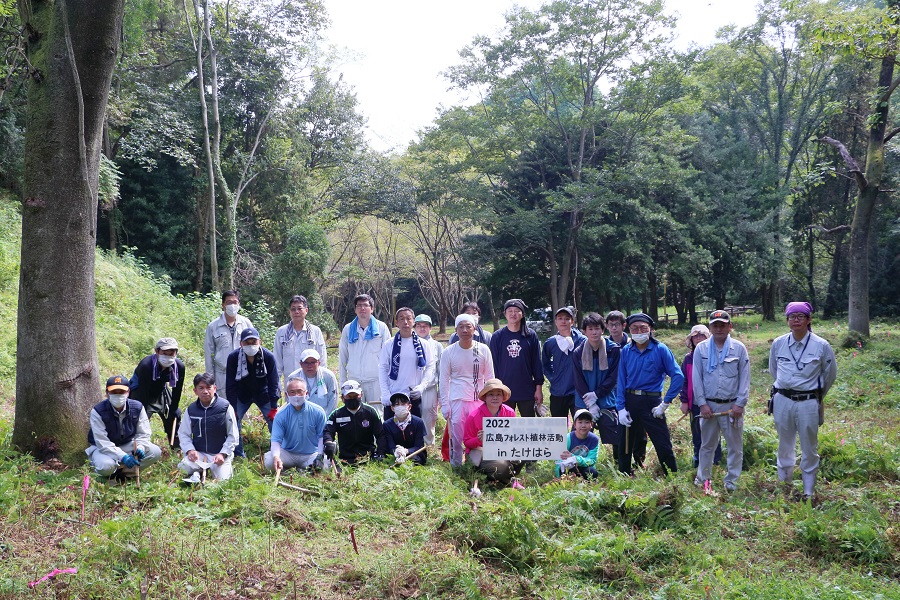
[526,307,553,334]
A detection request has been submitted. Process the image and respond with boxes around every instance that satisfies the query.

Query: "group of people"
[84,292,836,500]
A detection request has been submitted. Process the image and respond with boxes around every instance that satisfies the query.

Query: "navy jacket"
[225,347,279,408]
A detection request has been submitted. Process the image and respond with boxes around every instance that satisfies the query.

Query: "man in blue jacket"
[572,312,620,460]
[226,327,279,457]
[542,306,586,418]
[616,313,684,476]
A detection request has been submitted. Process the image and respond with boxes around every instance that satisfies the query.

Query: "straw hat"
[478,378,511,402]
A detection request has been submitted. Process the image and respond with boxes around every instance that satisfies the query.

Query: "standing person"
[225,327,279,457]
[204,290,254,401]
[555,409,601,479]
[378,307,435,421]
[86,375,162,482]
[542,306,586,418]
[680,325,721,469]
[274,295,328,389]
[177,372,239,483]
[448,301,492,345]
[440,314,495,466]
[616,313,684,476]
[413,314,443,445]
[264,377,326,473]
[489,299,544,417]
[383,392,427,465]
[323,381,387,464]
[463,378,522,484]
[129,337,185,448]
[769,302,837,500]
[605,311,629,347]
[287,349,338,418]
[692,310,751,491]
[572,312,621,460]
[338,294,391,413]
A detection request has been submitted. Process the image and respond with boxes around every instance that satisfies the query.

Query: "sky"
[321,0,760,153]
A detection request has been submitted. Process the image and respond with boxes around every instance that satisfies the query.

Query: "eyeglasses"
[289,306,307,312]
[629,326,650,333]
[786,314,808,321]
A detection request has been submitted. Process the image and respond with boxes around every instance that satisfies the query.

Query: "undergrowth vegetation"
[0,195,898,597]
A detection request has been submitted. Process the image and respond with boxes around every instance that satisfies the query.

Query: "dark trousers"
[232,398,276,457]
[144,402,181,449]
[505,399,536,417]
[549,394,576,419]
[618,394,677,475]
[690,405,721,467]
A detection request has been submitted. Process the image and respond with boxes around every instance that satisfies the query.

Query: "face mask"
[288,394,307,408]
[393,405,410,421]
[158,355,176,368]
[631,333,650,345]
[108,393,128,409]
[225,304,240,317]
[242,344,260,357]
[344,397,361,412]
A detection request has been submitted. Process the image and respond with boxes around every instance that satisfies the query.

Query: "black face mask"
[344,397,361,411]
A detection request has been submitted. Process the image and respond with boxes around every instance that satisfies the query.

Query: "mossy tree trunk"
[13,0,124,462]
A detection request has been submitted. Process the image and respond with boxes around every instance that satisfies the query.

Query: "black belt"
[775,388,819,401]
[707,398,736,403]
[625,389,660,397]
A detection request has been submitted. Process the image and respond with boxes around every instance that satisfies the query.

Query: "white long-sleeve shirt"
[177,399,239,457]
[378,334,437,405]
[421,336,443,392]
[274,320,328,386]
[439,341,494,406]
[204,313,254,392]
[338,318,391,384]
[88,404,152,461]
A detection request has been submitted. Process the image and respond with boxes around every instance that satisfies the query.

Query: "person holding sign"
[440,314,495,466]
[555,409,600,479]
[464,378,523,483]
[616,313,684,476]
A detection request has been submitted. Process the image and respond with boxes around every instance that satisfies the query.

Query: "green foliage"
[259,221,329,311]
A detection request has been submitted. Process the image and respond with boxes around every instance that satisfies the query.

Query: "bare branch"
[885,126,900,144]
[807,224,850,235]
[819,136,867,190]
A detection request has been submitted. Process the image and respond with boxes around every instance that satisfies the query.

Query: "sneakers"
[182,472,201,484]
[724,482,737,492]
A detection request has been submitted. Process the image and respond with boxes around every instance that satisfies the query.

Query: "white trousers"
[263,449,318,471]
[697,401,743,486]
[773,393,819,495]
[360,379,384,420]
[420,385,440,445]
[178,452,234,481]
[87,442,162,476]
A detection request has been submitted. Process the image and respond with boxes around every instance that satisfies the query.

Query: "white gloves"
[562,456,577,469]
[394,447,408,464]
[582,392,598,407]
[652,402,670,419]
[382,396,392,407]
[617,409,632,427]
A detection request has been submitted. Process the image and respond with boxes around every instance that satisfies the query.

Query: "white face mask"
[158,355,176,368]
[393,405,410,421]
[242,344,260,357]
[631,333,650,345]
[225,304,240,317]
[108,393,128,409]
[288,394,307,408]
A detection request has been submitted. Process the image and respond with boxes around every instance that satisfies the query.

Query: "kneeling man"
[178,373,239,482]
[264,377,326,472]
[86,375,162,482]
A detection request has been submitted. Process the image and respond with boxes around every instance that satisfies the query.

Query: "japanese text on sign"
[482,417,568,461]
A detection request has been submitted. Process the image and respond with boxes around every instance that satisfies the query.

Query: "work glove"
[651,401,669,419]
[582,392,598,408]
[563,456,578,469]
[121,454,139,468]
[134,446,146,461]
[408,387,422,402]
[394,453,406,465]
[617,409,632,427]
[589,405,602,420]
[394,446,409,459]
[324,441,336,460]
[267,407,278,422]
[312,455,324,471]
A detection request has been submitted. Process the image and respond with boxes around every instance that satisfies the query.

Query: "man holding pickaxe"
[691,310,751,492]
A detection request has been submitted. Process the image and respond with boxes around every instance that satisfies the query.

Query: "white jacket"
[338,318,391,384]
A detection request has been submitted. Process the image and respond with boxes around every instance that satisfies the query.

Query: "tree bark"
[13,0,124,461]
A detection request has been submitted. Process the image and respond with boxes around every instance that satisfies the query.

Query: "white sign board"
[482,417,568,461]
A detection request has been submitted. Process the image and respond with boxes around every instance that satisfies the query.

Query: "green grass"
[1,192,900,597]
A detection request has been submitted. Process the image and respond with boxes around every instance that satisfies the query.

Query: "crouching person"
[86,375,161,483]
[555,409,600,479]
[177,373,238,482]
[264,377,326,473]
[384,392,426,465]
[463,379,523,484]
[323,381,387,465]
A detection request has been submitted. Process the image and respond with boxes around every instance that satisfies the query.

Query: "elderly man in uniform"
[204,290,254,401]
[692,310,751,492]
[413,314,442,445]
[86,375,162,483]
[616,313,684,476]
[769,301,837,500]
[338,294,391,413]
[177,372,239,482]
[274,294,328,388]
[287,349,338,417]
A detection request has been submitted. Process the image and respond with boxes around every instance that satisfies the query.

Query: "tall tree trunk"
[13,0,124,461]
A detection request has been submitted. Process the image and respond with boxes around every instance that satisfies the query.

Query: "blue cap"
[240,327,261,342]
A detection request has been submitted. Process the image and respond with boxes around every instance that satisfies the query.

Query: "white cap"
[455,314,477,328]
[341,380,363,396]
[299,349,320,363]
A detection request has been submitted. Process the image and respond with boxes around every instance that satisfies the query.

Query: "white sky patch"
[321,0,759,153]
